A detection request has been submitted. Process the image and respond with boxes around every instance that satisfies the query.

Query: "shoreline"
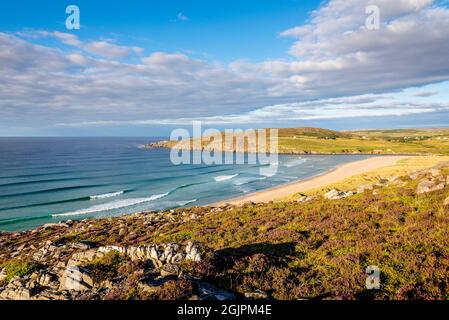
[211,155,412,206]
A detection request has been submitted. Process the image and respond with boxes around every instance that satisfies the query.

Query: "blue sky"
[1,0,449,136]
[1,0,319,62]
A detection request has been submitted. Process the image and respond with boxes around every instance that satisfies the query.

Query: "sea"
[0,137,370,231]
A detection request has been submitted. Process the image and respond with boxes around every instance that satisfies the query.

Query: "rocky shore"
[0,208,239,300]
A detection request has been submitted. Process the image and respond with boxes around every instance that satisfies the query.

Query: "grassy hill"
[148,127,449,155]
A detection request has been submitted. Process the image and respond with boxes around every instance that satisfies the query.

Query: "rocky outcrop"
[416,178,445,194]
[325,189,355,200]
[357,184,373,194]
[297,195,316,202]
[0,239,213,300]
[59,266,93,291]
[0,278,32,300]
[97,241,202,267]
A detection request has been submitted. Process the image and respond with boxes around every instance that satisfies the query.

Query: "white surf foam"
[233,177,266,186]
[260,167,277,177]
[214,174,239,182]
[177,199,197,206]
[90,191,124,200]
[283,158,307,168]
[52,192,169,217]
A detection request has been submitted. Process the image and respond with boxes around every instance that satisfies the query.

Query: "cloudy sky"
[1,0,449,136]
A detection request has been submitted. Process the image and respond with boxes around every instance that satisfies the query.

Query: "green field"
[277,128,449,154]
[150,127,449,155]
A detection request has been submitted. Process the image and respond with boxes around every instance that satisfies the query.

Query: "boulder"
[325,189,353,200]
[0,268,6,283]
[33,290,68,300]
[409,172,419,180]
[0,278,33,300]
[197,283,235,300]
[67,249,98,267]
[186,242,202,262]
[357,185,373,194]
[430,169,441,177]
[0,286,31,300]
[377,178,389,186]
[417,179,445,194]
[59,266,92,291]
[297,195,315,202]
[37,270,58,288]
[244,290,269,300]
[160,264,179,277]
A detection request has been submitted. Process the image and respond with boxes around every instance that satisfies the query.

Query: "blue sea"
[0,138,370,231]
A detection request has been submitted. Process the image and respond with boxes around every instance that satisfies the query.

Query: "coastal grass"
[285,156,449,200]
[0,259,41,284]
[84,250,128,283]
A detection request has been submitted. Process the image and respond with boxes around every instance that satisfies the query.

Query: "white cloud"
[2,0,449,130]
[57,84,448,126]
[24,31,143,59]
[177,12,189,21]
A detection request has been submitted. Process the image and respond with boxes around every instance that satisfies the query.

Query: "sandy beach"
[213,155,411,206]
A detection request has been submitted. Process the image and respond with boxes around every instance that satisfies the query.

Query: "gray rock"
[325,189,353,200]
[430,169,441,177]
[417,179,445,194]
[68,249,98,266]
[197,283,235,300]
[244,290,269,300]
[0,269,6,283]
[186,242,202,262]
[160,264,179,277]
[297,195,315,202]
[37,271,58,288]
[59,266,92,291]
[357,185,373,194]
[0,278,33,300]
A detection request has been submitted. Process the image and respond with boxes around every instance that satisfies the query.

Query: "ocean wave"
[0,184,107,200]
[283,158,307,168]
[232,177,267,186]
[0,214,50,226]
[260,166,278,177]
[214,174,239,182]
[90,191,125,200]
[177,199,197,206]
[52,192,169,217]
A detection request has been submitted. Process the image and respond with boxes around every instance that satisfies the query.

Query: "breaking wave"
[232,177,266,186]
[214,174,239,182]
[90,191,125,200]
[52,192,170,217]
[283,158,307,168]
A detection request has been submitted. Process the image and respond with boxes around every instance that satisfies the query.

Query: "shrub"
[152,279,195,300]
[1,259,41,284]
[85,251,128,282]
